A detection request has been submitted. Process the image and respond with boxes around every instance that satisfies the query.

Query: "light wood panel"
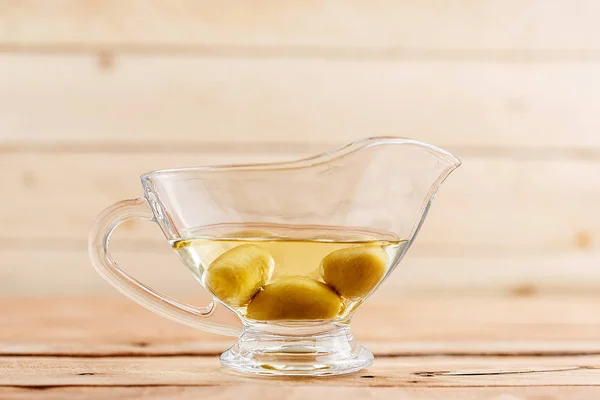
[1,1,600,51]
[2,54,600,149]
[2,2,600,297]
[2,386,599,400]
[3,296,600,356]
[2,152,598,251]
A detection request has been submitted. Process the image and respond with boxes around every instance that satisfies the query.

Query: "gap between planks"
[2,143,600,161]
[5,350,600,359]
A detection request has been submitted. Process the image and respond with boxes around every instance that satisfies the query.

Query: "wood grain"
[2,296,600,396]
[2,296,599,357]
[3,386,599,400]
[1,1,600,51]
[2,355,600,387]
[2,3,599,299]
[2,54,600,149]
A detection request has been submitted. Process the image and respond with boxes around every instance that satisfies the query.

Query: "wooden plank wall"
[0,1,599,297]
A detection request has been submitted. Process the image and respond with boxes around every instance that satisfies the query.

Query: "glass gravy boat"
[89,137,460,376]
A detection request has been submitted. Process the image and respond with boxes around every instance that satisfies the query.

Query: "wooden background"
[1,1,599,298]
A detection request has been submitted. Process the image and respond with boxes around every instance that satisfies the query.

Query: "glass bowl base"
[220,324,373,376]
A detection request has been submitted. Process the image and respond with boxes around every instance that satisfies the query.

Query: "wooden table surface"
[2,294,600,399]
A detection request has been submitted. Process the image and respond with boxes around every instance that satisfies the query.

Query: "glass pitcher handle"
[88,198,242,337]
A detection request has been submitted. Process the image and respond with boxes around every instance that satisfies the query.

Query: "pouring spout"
[279,136,461,173]
[305,136,461,243]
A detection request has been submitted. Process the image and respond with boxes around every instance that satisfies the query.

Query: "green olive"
[205,244,274,307]
[246,277,342,321]
[320,245,388,300]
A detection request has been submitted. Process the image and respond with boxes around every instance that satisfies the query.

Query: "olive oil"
[171,224,408,322]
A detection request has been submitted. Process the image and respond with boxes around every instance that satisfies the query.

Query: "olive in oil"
[171,224,408,322]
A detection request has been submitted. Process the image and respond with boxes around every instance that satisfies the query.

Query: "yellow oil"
[171,224,408,322]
